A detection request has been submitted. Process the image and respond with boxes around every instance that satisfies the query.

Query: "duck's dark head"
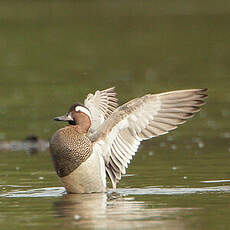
[54,103,92,132]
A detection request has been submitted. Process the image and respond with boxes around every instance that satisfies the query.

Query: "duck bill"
[54,114,73,122]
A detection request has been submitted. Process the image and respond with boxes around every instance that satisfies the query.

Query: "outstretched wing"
[90,89,208,188]
[84,87,119,133]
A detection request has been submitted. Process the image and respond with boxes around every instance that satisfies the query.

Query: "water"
[0,1,230,229]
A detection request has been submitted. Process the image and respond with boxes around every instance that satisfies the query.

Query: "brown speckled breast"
[50,126,93,177]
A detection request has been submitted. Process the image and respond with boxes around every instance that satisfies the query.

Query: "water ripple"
[1,185,230,198]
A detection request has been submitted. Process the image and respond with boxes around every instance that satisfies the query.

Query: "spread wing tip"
[93,87,208,189]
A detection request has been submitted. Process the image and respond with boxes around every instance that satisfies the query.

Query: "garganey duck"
[50,87,207,193]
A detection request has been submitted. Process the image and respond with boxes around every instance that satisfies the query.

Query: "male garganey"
[50,87,207,193]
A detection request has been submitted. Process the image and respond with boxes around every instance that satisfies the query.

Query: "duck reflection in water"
[53,192,192,229]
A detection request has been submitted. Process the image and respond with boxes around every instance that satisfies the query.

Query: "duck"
[50,87,207,194]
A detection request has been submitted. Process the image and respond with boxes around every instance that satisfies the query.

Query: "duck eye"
[68,120,76,125]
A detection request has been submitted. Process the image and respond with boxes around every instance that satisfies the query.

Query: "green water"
[0,1,230,229]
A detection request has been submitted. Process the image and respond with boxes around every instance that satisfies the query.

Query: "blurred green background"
[0,1,230,230]
[0,0,229,141]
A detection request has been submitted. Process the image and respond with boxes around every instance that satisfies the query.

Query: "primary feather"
[89,89,208,188]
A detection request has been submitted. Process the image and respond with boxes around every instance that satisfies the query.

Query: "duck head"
[54,103,91,133]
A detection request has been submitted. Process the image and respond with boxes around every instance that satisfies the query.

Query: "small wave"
[1,185,230,198]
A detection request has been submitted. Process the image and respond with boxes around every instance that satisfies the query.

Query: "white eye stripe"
[75,106,92,120]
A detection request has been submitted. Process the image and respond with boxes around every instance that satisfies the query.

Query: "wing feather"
[90,88,207,188]
[84,87,119,132]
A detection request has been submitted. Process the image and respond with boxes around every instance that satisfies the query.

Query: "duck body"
[50,125,106,193]
[50,87,207,194]
[50,126,106,193]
